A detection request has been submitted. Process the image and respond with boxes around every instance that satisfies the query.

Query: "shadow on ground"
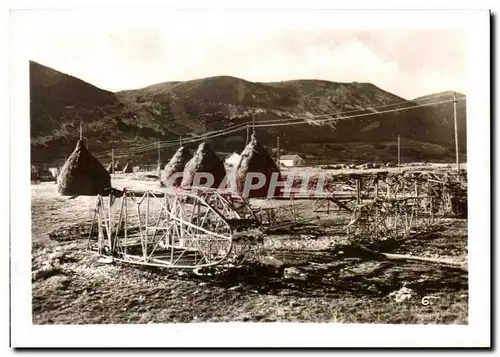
[198,247,467,298]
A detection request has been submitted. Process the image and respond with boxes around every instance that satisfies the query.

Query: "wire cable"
[93,93,464,159]
[106,91,455,156]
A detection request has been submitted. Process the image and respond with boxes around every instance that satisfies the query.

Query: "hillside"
[412,91,467,151]
[30,61,467,166]
[30,61,123,161]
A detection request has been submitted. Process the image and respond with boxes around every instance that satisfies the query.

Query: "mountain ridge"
[29,61,467,166]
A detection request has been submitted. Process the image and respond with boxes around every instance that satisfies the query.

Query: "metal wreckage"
[87,168,467,272]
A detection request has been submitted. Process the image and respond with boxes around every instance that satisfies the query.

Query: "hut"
[279,154,305,167]
[236,134,282,198]
[57,139,111,196]
[122,163,133,173]
[181,142,226,189]
[161,147,192,187]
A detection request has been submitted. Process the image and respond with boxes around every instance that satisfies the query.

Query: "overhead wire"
[88,92,464,160]
[96,91,459,157]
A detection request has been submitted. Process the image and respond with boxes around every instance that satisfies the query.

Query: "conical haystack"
[57,140,111,196]
[161,147,192,187]
[236,134,281,197]
[181,142,226,189]
[122,163,133,173]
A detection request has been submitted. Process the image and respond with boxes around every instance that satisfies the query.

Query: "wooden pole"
[145,192,149,258]
[397,135,401,169]
[276,135,280,165]
[111,148,115,175]
[97,198,104,255]
[179,136,183,147]
[359,245,467,272]
[251,94,256,136]
[108,193,114,249]
[157,140,161,179]
[124,189,127,255]
[453,92,460,172]
[356,178,361,204]
[79,120,83,140]
[246,124,250,145]
[252,110,255,135]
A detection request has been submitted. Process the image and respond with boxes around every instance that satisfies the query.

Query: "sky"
[27,12,467,99]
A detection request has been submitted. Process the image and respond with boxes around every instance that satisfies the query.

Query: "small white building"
[279,154,305,167]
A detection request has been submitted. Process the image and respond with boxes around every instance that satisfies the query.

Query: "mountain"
[30,61,118,135]
[30,61,467,166]
[30,61,123,160]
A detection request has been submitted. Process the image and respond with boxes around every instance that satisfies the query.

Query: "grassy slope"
[412,91,467,150]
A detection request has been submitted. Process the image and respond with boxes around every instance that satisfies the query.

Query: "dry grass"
[31,183,98,244]
[31,175,468,325]
[31,177,162,244]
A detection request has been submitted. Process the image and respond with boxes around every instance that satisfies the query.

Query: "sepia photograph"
[9,6,490,348]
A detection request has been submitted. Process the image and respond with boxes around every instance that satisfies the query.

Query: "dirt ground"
[31,178,468,324]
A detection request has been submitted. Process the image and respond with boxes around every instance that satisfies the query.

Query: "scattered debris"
[388,286,417,303]
[283,267,308,281]
[32,266,64,282]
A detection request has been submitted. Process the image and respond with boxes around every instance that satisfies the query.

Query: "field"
[31,169,468,324]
